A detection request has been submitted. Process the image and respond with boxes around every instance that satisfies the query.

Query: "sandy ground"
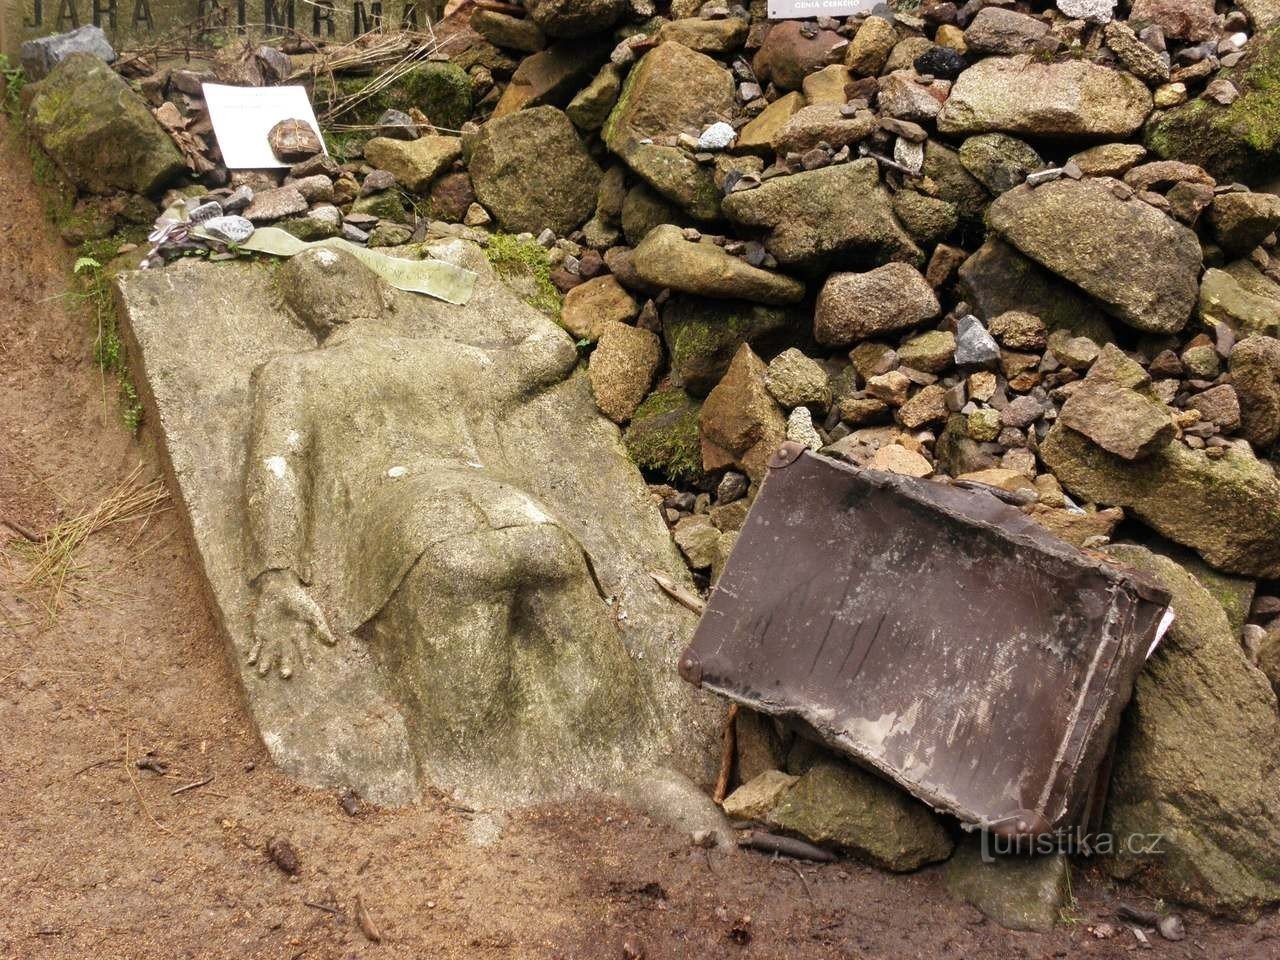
[3,115,1280,960]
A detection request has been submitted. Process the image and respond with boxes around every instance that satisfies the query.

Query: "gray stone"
[954,314,1000,367]
[721,159,920,272]
[938,55,1153,139]
[765,348,832,410]
[114,242,721,807]
[243,187,309,224]
[1056,0,1115,22]
[814,262,939,347]
[958,133,1043,195]
[945,840,1070,933]
[963,8,1050,56]
[469,106,602,235]
[20,25,115,81]
[1104,21,1171,85]
[987,179,1201,334]
[786,406,824,450]
[1230,335,1280,447]
[1102,546,1280,920]
[201,215,255,244]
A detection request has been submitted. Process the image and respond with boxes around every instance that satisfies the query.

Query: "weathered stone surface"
[754,20,846,90]
[722,769,798,820]
[1130,0,1216,41]
[699,344,787,481]
[656,17,749,54]
[723,159,919,273]
[662,295,796,395]
[20,24,115,80]
[898,330,956,373]
[115,242,720,808]
[243,186,309,224]
[1208,191,1280,256]
[362,136,462,193]
[1102,545,1280,920]
[938,56,1153,139]
[922,140,992,223]
[588,321,662,424]
[815,262,940,347]
[1231,335,1280,447]
[23,53,184,196]
[633,225,804,305]
[471,9,547,53]
[1198,265,1280,338]
[1144,26,1280,185]
[945,841,1070,933]
[765,348,831,410]
[735,91,806,155]
[987,179,1201,334]
[1058,345,1175,460]
[561,274,640,342]
[766,760,953,871]
[802,64,853,105]
[604,42,735,220]
[491,40,610,118]
[469,106,602,235]
[566,63,624,131]
[1040,422,1280,577]
[528,0,627,39]
[771,104,878,154]
[958,133,1043,194]
[892,191,959,245]
[963,8,1049,56]
[623,387,704,482]
[845,14,897,76]
[1104,21,1171,85]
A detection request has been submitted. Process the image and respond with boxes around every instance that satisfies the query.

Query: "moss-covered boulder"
[944,841,1069,933]
[765,760,954,872]
[1144,24,1280,185]
[1040,423,1280,577]
[330,61,472,131]
[662,294,798,395]
[623,387,704,482]
[23,53,184,196]
[1102,545,1280,920]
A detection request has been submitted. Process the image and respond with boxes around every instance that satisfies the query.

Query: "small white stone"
[1055,0,1114,23]
[786,407,823,452]
[893,137,925,175]
[697,121,737,151]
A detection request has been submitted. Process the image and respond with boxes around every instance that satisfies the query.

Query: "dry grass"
[8,465,170,620]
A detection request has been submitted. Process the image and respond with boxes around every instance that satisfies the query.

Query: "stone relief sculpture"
[116,241,719,806]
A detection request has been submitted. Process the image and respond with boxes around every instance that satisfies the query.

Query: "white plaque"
[768,0,881,19]
[202,83,327,170]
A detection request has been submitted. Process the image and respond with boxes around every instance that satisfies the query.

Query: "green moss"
[486,233,562,320]
[328,62,473,131]
[623,387,704,483]
[0,54,27,120]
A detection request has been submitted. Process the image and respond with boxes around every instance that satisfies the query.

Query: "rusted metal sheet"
[681,443,1171,833]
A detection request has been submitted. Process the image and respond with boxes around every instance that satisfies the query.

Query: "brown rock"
[561,275,640,342]
[868,443,932,476]
[589,322,662,425]
[754,21,847,91]
[699,344,787,481]
[1230,335,1280,447]
[268,119,321,162]
[897,384,949,429]
[814,263,940,347]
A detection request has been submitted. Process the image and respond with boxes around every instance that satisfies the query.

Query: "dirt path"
[2,115,1278,960]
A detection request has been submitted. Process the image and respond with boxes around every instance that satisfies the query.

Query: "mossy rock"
[623,387,704,483]
[1144,24,1280,185]
[330,61,473,131]
[486,233,562,320]
[662,294,800,396]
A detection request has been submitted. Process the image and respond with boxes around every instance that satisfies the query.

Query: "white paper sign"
[768,0,879,19]
[202,83,327,170]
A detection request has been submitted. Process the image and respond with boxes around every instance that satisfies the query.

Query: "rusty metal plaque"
[680,444,1171,833]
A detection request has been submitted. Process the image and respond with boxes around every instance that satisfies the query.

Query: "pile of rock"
[13,0,1280,928]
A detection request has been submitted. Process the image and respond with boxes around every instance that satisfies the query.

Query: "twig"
[649,571,705,614]
[354,893,383,943]
[171,774,215,796]
[738,830,834,862]
[123,732,173,836]
[712,704,739,805]
[1,515,41,543]
[789,863,815,904]
[303,899,342,915]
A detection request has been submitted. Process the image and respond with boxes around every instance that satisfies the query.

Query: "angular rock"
[987,179,1201,334]
[867,443,933,476]
[1104,21,1171,85]
[1198,265,1280,338]
[722,769,798,821]
[754,21,846,90]
[766,760,953,872]
[20,24,115,81]
[735,91,806,155]
[922,140,991,223]
[362,136,461,193]
[898,330,956,373]
[589,321,662,424]
[845,15,897,77]
[23,54,184,196]
[469,106,602,235]
[1129,0,1216,41]
[1040,423,1280,577]
[958,133,1043,194]
[528,0,627,39]
[814,263,940,347]
[1230,335,1280,447]
[243,186,309,224]
[492,39,609,118]
[945,841,1070,933]
[1102,545,1280,920]
[662,295,795,395]
[765,348,831,410]
[771,104,878,154]
[963,8,1049,56]
[699,344,787,481]
[566,63,624,131]
[721,159,920,272]
[1144,26,1280,185]
[656,18,749,55]
[633,225,804,306]
[1191,383,1242,431]
[561,274,640,342]
[470,9,548,53]
[1208,191,1280,256]
[938,55,1153,139]
[1057,345,1175,460]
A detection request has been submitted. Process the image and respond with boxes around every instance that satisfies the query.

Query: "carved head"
[277,247,394,340]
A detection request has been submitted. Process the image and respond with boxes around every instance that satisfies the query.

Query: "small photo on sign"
[768,0,881,19]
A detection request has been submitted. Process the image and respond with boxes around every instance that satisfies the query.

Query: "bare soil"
[2,116,1279,960]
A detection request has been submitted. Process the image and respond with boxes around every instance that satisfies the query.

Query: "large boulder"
[938,55,1152,139]
[23,53,185,196]
[528,0,627,38]
[633,225,805,305]
[721,159,920,272]
[765,760,954,872]
[987,179,1202,335]
[114,242,721,807]
[1039,424,1280,577]
[468,106,603,234]
[1144,25,1280,185]
[1102,546,1280,920]
[603,42,736,220]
